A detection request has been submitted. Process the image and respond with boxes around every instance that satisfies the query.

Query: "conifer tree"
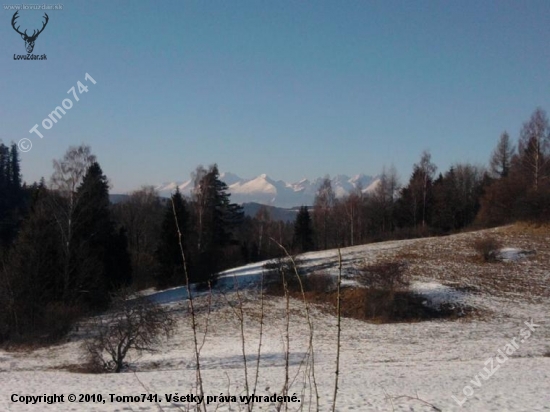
[293,206,314,253]
[5,186,63,337]
[489,132,515,179]
[156,188,189,288]
[0,143,24,248]
[72,162,131,307]
[0,143,10,247]
[191,164,244,283]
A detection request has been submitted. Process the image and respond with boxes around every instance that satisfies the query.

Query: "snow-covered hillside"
[1,225,549,411]
[155,173,378,208]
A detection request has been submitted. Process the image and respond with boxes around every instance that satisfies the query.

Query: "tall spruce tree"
[192,164,243,283]
[72,162,131,307]
[0,143,25,248]
[489,132,515,179]
[156,188,189,288]
[0,143,9,247]
[4,186,63,337]
[432,169,459,232]
[293,206,314,253]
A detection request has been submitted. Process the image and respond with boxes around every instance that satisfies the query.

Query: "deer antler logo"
[11,11,49,54]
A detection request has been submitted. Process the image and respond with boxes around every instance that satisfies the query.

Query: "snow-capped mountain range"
[155,173,380,208]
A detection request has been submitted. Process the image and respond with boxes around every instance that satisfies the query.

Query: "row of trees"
[291,107,550,251]
[0,146,132,340]
[112,168,295,290]
[479,108,550,223]
[0,147,250,340]
[154,164,244,288]
[290,154,486,252]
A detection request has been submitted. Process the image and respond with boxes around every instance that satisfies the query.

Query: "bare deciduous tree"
[313,176,336,249]
[418,151,437,228]
[85,290,174,373]
[191,165,209,252]
[254,205,272,259]
[343,187,363,246]
[372,165,400,233]
[518,108,550,191]
[51,145,97,197]
[49,145,96,302]
[112,186,163,287]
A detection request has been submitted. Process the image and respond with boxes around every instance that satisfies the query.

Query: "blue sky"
[1,0,549,193]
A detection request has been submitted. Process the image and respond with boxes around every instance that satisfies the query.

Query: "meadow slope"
[1,224,549,411]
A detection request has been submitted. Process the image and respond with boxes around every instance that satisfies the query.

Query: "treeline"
[131,163,246,289]
[1,107,549,342]
[292,152,488,251]
[292,108,550,251]
[0,146,131,341]
[0,145,250,341]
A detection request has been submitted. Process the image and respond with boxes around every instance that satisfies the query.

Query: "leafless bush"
[356,260,409,294]
[84,290,174,373]
[355,260,409,320]
[473,236,502,262]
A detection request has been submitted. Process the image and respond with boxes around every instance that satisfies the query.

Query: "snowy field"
[1,224,549,411]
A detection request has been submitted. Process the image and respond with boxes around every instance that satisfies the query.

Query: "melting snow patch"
[491,247,536,262]
[410,281,466,310]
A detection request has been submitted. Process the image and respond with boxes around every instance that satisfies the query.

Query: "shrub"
[355,260,409,294]
[84,290,174,373]
[473,236,502,262]
[354,260,409,319]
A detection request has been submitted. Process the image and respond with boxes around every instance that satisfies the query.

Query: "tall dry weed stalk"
[270,238,320,412]
[331,248,342,412]
[172,198,207,412]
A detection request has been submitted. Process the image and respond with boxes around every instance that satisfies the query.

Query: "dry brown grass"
[266,284,474,324]
[390,224,550,302]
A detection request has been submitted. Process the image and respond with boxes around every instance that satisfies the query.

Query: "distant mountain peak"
[219,172,242,186]
[154,172,377,208]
